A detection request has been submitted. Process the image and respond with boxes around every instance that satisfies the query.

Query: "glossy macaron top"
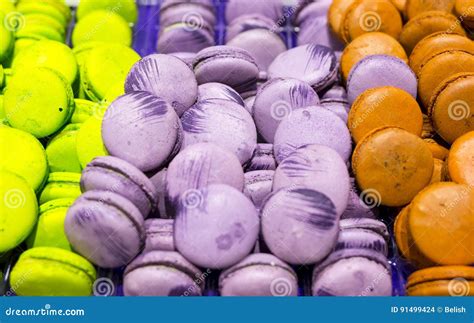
[197,82,245,106]
[447,131,474,186]
[225,14,276,42]
[225,0,283,23]
[268,44,338,93]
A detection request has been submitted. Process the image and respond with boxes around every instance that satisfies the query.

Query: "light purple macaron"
[65,190,146,268]
[102,92,181,172]
[273,144,350,216]
[81,156,158,218]
[124,250,203,296]
[273,107,352,163]
[159,1,216,28]
[244,95,256,114]
[225,0,283,23]
[157,22,216,54]
[170,52,197,67]
[342,189,376,219]
[335,228,388,256]
[174,184,260,269]
[226,14,277,42]
[339,218,389,242]
[346,54,417,104]
[261,187,340,265]
[253,78,320,143]
[197,82,245,107]
[321,84,348,102]
[149,168,170,219]
[268,44,338,93]
[312,249,392,296]
[297,15,344,51]
[245,143,276,171]
[219,253,298,296]
[165,142,244,214]
[320,101,349,123]
[125,54,198,116]
[143,218,175,252]
[193,46,260,95]
[181,99,257,165]
[243,170,274,210]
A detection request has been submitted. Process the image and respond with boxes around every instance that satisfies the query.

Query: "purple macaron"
[335,228,388,256]
[261,187,340,265]
[225,0,283,23]
[65,190,146,268]
[124,251,203,296]
[197,82,245,107]
[321,84,348,102]
[273,107,352,163]
[253,78,320,143]
[125,54,198,116]
[347,55,417,104]
[245,143,276,171]
[243,170,274,210]
[102,92,181,172]
[165,142,244,214]
[159,1,216,28]
[339,218,389,242]
[181,99,257,165]
[268,44,338,94]
[174,184,260,269]
[143,218,175,252]
[170,52,197,67]
[320,100,349,123]
[226,14,277,42]
[219,253,298,296]
[273,145,350,216]
[80,156,158,218]
[193,46,260,96]
[149,168,170,219]
[157,22,215,54]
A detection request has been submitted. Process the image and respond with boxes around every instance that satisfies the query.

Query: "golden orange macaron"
[429,158,446,184]
[348,86,423,143]
[399,10,466,55]
[328,0,358,40]
[418,50,474,109]
[352,127,434,207]
[408,182,474,265]
[429,72,474,144]
[407,266,474,296]
[340,32,408,82]
[447,131,474,186]
[421,114,436,139]
[390,0,407,12]
[409,32,474,77]
[455,0,474,29]
[424,138,450,160]
[404,0,456,20]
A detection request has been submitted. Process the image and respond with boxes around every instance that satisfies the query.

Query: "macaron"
[171,52,197,67]
[346,55,417,104]
[429,158,445,184]
[226,14,276,42]
[245,143,276,171]
[225,0,283,23]
[0,13,14,64]
[320,100,349,123]
[429,72,474,144]
[312,249,392,296]
[165,142,244,214]
[4,67,74,138]
[268,44,338,94]
[253,78,320,143]
[243,170,274,211]
[447,131,474,186]
[335,228,388,257]
[352,127,434,207]
[46,124,82,173]
[65,190,146,268]
[193,46,259,96]
[123,251,203,296]
[261,187,340,265]
[72,10,132,47]
[10,247,96,296]
[81,156,159,218]
[340,32,408,82]
[197,82,245,107]
[273,145,350,216]
[125,54,198,116]
[77,0,138,24]
[102,92,181,172]
[321,85,348,102]
[406,266,474,296]
[181,99,257,165]
[26,198,74,250]
[0,126,48,192]
[348,86,423,143]
[149,168,169,218]
[341,186,376,219]
[76,116,109,169]
[157,22,216,54]
[0,171,38,253]
[219,253,298,296]
[159,0,216,29]
[143,219,175,252]
[424,138,449,160]
[39,172,81,205]
[339,218,389,241]
[405,0,456,20]
[455,0,474,29]
[174,184,259,269]
[273,107,352,163]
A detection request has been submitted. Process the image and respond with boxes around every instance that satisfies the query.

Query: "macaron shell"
[335,228,388,256]
[405,0,456,20]
[46,125,82,173]
[144,219,175,252]
[77,0,138,24]
[429,158,445,184]
[225,0,283,23]
[243,170,274,210]
[328,0,358,36]
[245,143,276,171]
[157,23,215,54]
[424,139,449,160]
[197,82,245,106]
[407,265,474,286]
[76,116,109,169]
[448,131,474,186]
[407,280,474,296]
[39,173,81,204]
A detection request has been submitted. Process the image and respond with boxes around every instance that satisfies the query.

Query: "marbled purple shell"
[102,92,180,172]
[297,16,344,51]
[261,187,340,265]
[157,24,215,54]
[197,82,245,107]
[335,228,388,256]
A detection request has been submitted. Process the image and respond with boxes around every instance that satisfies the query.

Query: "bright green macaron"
[23,13,66,35]
[0,126,48,192]
[39,172,81,204]
[71,99,108,123]
[16,24,65,42]
[17,1,69,27]
[0,95,6,124]
[12,39,78,84]
[4,67,75,138]
[81,43,139,102]
[72,10,132,47]
[10,247,97,296]
[0,0,15,15]
[77,0,138,24]
[76,116,109,169]
[0,13,14,64]
[27,198,74,250]
[46,123,82,173]
[0,170,38,253]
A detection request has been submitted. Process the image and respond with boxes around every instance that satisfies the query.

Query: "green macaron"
[46,123,82,173]
[10,247,96,296]
[0,0,15,15]
[81,43,139,102]
[77,0,138,24]
[16,24,65,42]
[72,10,132,47]
[0,126,48,192]
[71,99,99,123]
[39,172,81,204]
[17,1,69,27]
[0,170,38,253]
[27,198,74,251]
[0,13,14,64]
[4,67,75,138]
[12,39,78,84]
[0,95,6,124]
[76,116,109,169]
[23,13,66,35]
